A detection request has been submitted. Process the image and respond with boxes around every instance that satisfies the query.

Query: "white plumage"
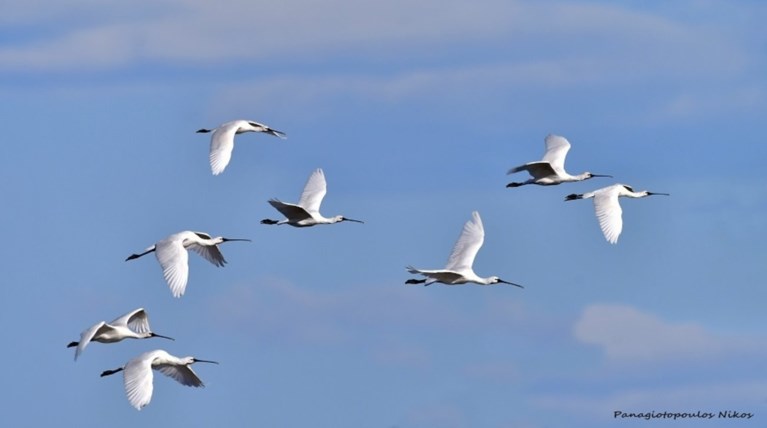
[406,211,523,287]
[126,231,250,298]
[67,308,173,360]
[100,349,218,410]
[197,119,286,175]
[261,168,364,227]
[507,134,611,187]
[565,183,669,244]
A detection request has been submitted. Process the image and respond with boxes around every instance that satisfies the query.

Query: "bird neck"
[479,277,499,285]
[625,191,649,198]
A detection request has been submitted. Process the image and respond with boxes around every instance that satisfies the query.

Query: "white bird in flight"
[100,349,219,410]
[506,134,611,187]
[565,183,669,244]
[405,211,523,287]
[261,168,364,227]
[67,308,173,361]
[197,119,286,175]
[126,231,250,298]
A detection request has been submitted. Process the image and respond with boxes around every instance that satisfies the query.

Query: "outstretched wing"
[268,199,313,221]
[155,239,189,298]
[75,321,107,360]
[109,308,150,334]
[406,266,462,285]
[209,124,239,176]
[445,211,485,272]
[298,168,327,213]
[123,352,157,410]
[541,134,571,174]
[593,188,623,244]
[156,364,205,388]
[507,161,557,179]
[187,239,226,268]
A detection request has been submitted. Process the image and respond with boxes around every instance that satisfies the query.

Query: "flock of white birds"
[68,122,667,410]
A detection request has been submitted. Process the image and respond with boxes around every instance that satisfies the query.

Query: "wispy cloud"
[1,0,750,82]
[573,304,758,363]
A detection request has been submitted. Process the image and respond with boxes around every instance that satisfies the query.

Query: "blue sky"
[1,0,766,426]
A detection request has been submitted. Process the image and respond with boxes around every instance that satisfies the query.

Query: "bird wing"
[123,352,156,410]
[298,168,327,213]
[155,239,189,298]
[208,124,238,176]
[188,242,227,268]
[407,266,464,285]
[445,211,485,272]
[541,134,571,173]
[507,161,557,179]
[593,188,623,244]
[268,198,313,221]
[75,321,107,360]
[109,308,150,334]
[156,364,205,388]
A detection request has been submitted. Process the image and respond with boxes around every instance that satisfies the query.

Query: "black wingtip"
[564,193,581,201]
[196,128,211,133]
[261,219,278,225]
[66,341,78,348]
[506,182,522,188]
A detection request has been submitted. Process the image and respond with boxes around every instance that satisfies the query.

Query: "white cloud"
[0,0,751,84]
[572,304,755,362]
[658,85,766,119]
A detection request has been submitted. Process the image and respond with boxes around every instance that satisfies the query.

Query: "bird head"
[489,277,524,288]
[584,172,612,180]
[190,357,220,365]
[335,215,364,224]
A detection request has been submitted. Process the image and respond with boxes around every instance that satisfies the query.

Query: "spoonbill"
[260,168,364,227]
[100,349,219,410]
[197,119,286,175]
[565,184,669,244]
[126,231,250,298]
[405,211,523,287]
[506,134,611,187]
[67,308,173,361]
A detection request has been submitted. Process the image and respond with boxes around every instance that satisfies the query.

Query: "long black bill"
[150,333,175,341]
[343,218,364,224]
[647,192,670,196]
[222,238,252,243]
[125,248,155,261]
[499,279,524,288]
[591,174,612,178]
[192,358,220,365]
